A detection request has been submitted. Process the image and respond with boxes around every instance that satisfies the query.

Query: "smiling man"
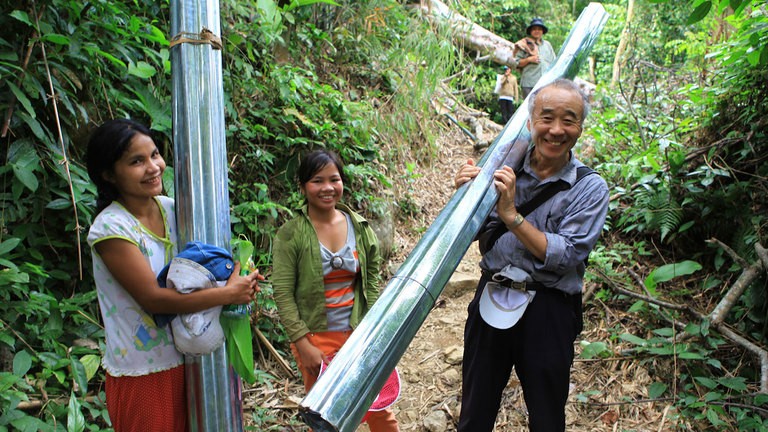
[453,78,610,431]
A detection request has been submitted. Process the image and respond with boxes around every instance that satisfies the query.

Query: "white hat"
[478,272,536,329]
[165,258,226,355]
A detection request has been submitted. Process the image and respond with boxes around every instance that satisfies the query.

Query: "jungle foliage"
[0,0,767,430]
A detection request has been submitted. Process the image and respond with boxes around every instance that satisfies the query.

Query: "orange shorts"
[291,331,399,432]
[105,364,187,432]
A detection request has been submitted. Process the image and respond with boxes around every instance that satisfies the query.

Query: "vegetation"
[1,0,766,430]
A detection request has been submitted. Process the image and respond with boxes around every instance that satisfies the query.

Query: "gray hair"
[527,78,591,122]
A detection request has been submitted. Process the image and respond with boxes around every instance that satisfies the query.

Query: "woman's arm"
[95,239,260,314]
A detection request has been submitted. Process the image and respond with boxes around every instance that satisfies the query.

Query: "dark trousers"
[458,276,583,432]
[522,87,534,99]
[499,99,516,124]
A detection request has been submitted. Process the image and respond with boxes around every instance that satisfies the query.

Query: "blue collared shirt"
[479,149,610,295]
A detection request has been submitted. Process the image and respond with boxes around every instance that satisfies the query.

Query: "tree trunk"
[417,0,517,67]
[611,0,635,87]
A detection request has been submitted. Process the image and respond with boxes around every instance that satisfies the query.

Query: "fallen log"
[416,0,518,68]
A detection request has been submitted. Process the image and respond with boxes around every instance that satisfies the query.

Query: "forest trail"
[248,121,669,431]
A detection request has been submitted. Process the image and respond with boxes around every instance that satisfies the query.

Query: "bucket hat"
[156,242,236,355]
[526,17,548,35]
[165,257,226,355]
[478,265,536,329]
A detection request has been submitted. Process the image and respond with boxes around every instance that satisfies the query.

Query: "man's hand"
[454,159,482,189]
[493,165,519,227]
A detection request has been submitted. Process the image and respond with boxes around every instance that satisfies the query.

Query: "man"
[515,18,557,98]
[454,78,610,431]
[495,65,520,123]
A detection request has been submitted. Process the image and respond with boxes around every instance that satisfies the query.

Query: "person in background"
[515,18,557,98]
[453,79,610,431]
[272,150,400,431]
[86,119,262,432]
[495,65,520,123]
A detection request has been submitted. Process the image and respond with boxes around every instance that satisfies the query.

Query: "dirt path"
[248,123,666,431]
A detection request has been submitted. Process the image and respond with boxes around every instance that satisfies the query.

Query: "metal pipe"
[298,4,610,431]
[170,0,243,430]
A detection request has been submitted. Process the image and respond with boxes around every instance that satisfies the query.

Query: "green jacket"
[272,203,383,342]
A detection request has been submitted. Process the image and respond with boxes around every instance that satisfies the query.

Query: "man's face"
[529,26,544,39]
[527,87,584,163]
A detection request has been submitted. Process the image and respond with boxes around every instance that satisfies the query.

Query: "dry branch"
[254,327,295,378]
[707,238,765,326]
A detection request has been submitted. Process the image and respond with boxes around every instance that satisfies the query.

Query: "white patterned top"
[87,196,182,376]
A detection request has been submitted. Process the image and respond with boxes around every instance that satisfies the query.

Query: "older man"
[515,18,557,98]
[454,78,609,431]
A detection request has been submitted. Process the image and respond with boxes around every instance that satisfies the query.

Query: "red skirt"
[105,364,187,432]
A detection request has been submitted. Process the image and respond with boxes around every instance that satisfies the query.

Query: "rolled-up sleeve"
[541,177,609,273]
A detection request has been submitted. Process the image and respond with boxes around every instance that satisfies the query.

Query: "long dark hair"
[297,149,347,187]
[86,119,154,212]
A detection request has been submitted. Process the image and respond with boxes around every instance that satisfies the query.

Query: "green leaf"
[717,376,747,391]
[694,376,717,389]
[42,34,71,45]
[687,1,712,25]
[8,140,41,193]
[95,50,127,68]
[79,354,101,382]
[10,10,33,27]
[10,415,52,432]
[619,333,648,346]
[13,351,32,377]
[678,351,705,360]
[67,390,85,432]
[579,341,611,359]
[648,381,667,398]
[46,198,72,210]
[703,391,723,402]
[7,82,35,118]
[0,238,21,256]
[69,357,88,397]
[127,61,156,78]
[645,260,702,292]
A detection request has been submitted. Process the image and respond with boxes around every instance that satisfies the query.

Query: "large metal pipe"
[170,0,243,430]
[298,4,610,431]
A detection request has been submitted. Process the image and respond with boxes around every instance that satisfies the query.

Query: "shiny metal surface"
[170,0,243,430]
[298,4,610,431]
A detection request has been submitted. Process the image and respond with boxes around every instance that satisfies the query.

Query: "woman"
[272,150,399,431]
[86,119,262,431]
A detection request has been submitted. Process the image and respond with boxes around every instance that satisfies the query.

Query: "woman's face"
[301,162,344,213]
[105,133,166,201]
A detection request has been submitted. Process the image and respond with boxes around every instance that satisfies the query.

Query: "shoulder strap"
[478,166,595,254]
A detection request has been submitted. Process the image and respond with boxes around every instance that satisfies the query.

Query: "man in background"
[515,18,556,98]
[494,65,520,124]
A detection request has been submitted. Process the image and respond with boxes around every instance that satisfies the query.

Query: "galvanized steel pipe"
[298,4,610,431]
[170,0,243,430]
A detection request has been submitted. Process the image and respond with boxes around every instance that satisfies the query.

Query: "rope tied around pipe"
[169,27,222,50]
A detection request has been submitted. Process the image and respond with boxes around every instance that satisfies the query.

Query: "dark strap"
[478,166,595,254]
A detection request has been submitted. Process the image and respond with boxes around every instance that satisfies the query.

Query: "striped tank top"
[320,212,358,331]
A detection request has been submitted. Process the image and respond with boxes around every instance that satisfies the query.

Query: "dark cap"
[526,18,548,35]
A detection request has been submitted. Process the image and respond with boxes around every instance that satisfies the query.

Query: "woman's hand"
[224,262,265,305]
[454,159,482,189]
[295,336,325,378]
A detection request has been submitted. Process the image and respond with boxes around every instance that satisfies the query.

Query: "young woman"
[272,150,399,431]
[86,119,262,431]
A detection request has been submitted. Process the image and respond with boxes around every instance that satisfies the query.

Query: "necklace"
[330,255,344,270]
